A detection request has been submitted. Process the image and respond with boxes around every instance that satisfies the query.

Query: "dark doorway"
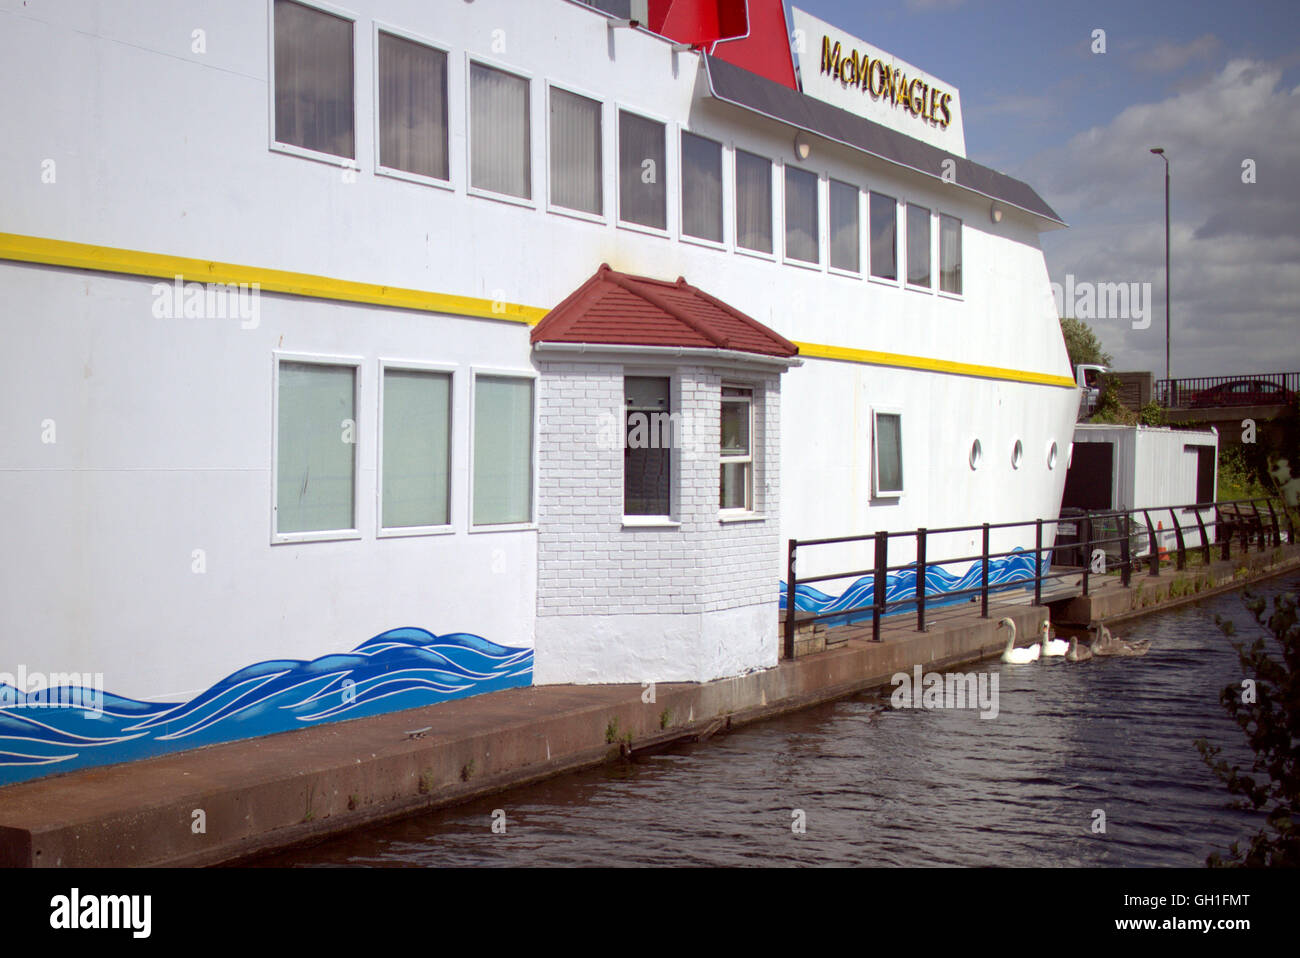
[1062,442,1114,511]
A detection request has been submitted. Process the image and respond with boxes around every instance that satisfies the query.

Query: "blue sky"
[788,0,1300,378]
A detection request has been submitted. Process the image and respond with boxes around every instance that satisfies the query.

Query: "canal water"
[255,576,1296,867]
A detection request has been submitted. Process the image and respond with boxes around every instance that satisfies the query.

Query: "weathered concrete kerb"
[1,544,1295,867]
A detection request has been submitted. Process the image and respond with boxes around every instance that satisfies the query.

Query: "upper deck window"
[549,87,603,216]
[377,31,448,182]
[907,204,932,288]
[470,62,532,200]
[869,193,898,280]
[619,110,667,231]
[784,166,819,264]
[829,180,860,273]
[273,0,355,160]
[681,132,724,244]
[940,214,963,295]
[735,150,773,254]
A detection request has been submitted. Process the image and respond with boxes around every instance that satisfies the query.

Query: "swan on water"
[1065,636,1093,662]
[1039,619,1069,657]
[1091,623,1151,657]
[999,617,1040,664]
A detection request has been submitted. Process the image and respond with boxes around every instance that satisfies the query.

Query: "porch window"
[624,376,672,516]
[720,386,754,511]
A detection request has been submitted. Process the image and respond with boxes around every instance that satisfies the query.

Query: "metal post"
[1144,510,1160,576]
[1264,498,1281,548]
[980,523,990,618]
[1220,504,1231,561]
[915,528,927,633]
[872,533,887,643]
[784,539,797,660]
[1081,515,1091,596]
[1033,518,1043,607]
[1120,515,1131,587]
[1169,508,1186,571]
[1194,508,1210,565]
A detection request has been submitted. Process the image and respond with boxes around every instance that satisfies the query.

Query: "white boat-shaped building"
[0,0,1078,785]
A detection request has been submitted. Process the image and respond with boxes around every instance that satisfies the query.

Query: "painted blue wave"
[0,628,532,787]
[780,548,1046,626]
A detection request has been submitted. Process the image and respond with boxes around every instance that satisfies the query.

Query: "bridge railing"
[782,496,1294,658]
[1156,372,1300,408]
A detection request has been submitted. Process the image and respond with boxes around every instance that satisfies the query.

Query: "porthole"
[1011,439,1023,470]
[969,438,982,470]
[1047,441,1058,470]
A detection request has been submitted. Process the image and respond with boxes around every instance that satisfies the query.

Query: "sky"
[787,0,1300,379]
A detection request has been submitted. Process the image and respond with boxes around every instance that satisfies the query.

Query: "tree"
[1195,589,1300,867]
[1059,317,1113,369]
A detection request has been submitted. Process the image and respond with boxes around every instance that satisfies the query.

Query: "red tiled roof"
[531,264,799,358]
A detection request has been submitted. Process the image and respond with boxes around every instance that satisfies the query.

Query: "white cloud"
[1135,34,1219,74]
[1022,59,1300,378]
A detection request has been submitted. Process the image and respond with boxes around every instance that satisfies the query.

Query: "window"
[472,375,534,525]
[681,132,724,243]
[377,31,448,181]
[273,0,355,159]
[869,192,897,280]
[735,150,773,254]
[940,213,962,294]
[470,62,531,199]
[549,87,602,215]
[907,204,931,288]
[720,387,754,511]
[873,411,903,497]
[624,377,672,516]
[381,368,451,531]
[618,111,667,230]
[275,360,357,537]
[829,179,860,273]
[784,166,819,264]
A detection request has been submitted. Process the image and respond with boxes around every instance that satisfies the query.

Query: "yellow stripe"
[0,231,1075,388]
[0,232,548,325]
[793,341,1077,388]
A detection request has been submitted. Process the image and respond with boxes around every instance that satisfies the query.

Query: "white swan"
[1039,619,1069,657]
[999,617,1040,664]
[1065,636,1093,662]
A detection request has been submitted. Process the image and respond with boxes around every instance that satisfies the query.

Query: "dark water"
[254,577,1297,867]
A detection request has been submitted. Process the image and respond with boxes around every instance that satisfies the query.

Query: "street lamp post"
[1150,147,1171,394]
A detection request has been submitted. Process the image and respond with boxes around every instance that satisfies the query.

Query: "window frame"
[678,129,728,251]
[615,105,674,239]
[545,79,608,224]
[938,212,964,298]
[719,384,756,516]
[781,162,823,270]
[465,55,536,209]
[371,22,454,191]
[827,178,863,278]
[733,147,776,261]
[905,202,934,292]
[271,351,365,545]
[871,406,905,499]
[267,0,359,169]
[376,359,457,539]
[468,367,538,532]
[868,191,900,286]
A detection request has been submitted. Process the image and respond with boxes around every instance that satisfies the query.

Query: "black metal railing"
[1156,372,1299,409]
[781,496,1294,658]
